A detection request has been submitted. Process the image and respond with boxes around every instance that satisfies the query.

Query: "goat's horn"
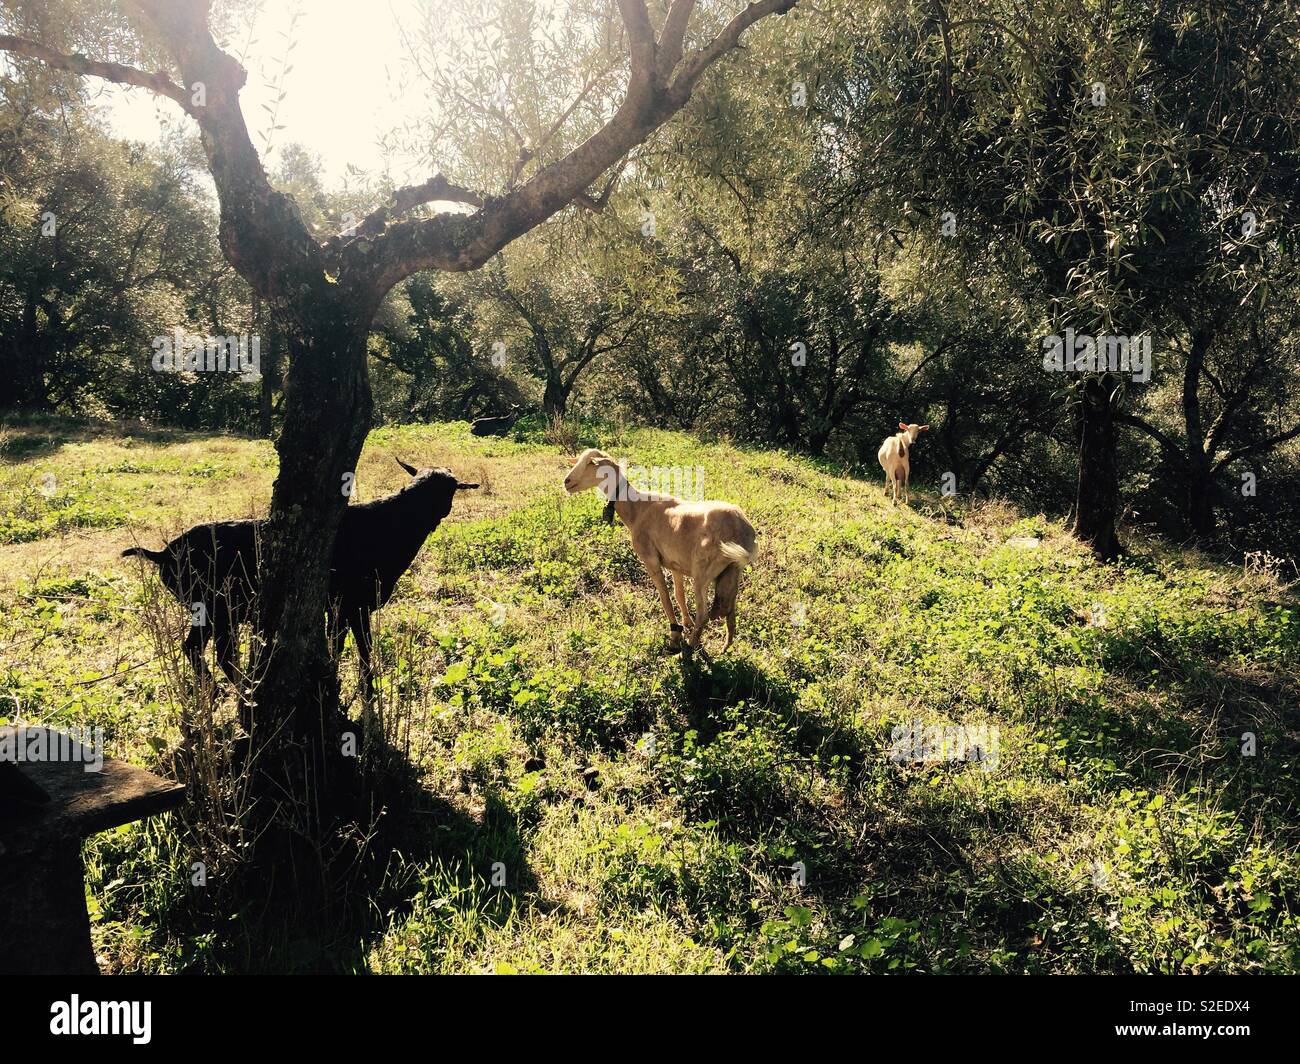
[394,456,419,476]
[455,482,479,490]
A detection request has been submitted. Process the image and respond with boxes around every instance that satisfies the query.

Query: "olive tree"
[1,0,802,829]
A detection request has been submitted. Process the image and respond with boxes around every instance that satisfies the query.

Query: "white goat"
[878,421,929,505]
[563,449,757,653]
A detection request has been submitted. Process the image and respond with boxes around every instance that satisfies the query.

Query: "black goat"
[123,458,477,699]
[470,405,525,437]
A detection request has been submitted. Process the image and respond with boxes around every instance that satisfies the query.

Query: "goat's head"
[395,457,478,520]
[563,447,620,498]
[898,422,930,443]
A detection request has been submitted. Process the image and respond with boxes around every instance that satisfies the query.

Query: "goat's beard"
[602,500,617,525]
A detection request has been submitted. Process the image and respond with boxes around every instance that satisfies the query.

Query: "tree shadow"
[657,650,1135,972]
[676,652,868,770]
[152,718,539,974]
[662,652,883,902]
[0,414,256,464]
[853,787,1137,972]
[1054,647,1300,820]
[0,427,74,461]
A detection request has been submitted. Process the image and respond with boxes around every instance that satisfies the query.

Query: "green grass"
[2,417,1298,973]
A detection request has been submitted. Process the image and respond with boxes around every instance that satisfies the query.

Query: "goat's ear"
[395,456,419,476]
[455,481,479,491]
[919,424,931,432]
[898,421,908,432]
[566,456,578,467]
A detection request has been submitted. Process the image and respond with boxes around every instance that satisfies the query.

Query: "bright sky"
[95,0,432,187]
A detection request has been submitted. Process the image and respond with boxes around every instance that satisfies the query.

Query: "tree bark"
[542,371,569,418]
[254,295,276,438]
[244,299,373,834]
[3,285,49,411]
[254,311,372,718]
[1072,375,1122,560]
[1180,328,1215,540]
[1185,465,1216,540]
[258,353,276,439]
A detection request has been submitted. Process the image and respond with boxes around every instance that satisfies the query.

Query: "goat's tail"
[718,541,755,568]
[122,545,166,565]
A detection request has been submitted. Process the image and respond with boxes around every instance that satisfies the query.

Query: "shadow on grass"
[0,412,259,463]
[676,652,868,769]
[658,650,1142,971]
[126,721,539,974]
[1050,649,1300,818]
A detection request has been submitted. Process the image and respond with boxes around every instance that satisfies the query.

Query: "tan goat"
[563,449,756,653]
[878,421,929,505]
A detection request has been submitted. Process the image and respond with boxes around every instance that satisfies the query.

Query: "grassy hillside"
[2,416,1298,973]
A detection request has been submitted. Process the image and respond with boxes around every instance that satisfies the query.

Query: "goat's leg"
[214,615,256,752]
[671,571,694,630]
[213,614,241,687]
[711,565,741,654]
[902,466,910,506]
[351,610,376,711]
[182,625,215,687]
[328,613,349,665]
[686,562,712,649]
[645,563,683,651]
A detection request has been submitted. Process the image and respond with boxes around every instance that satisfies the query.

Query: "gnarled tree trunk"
[4,285,49,411]
[1072,375,1121,560]
[542,370,569,418]
[251,305,372,767]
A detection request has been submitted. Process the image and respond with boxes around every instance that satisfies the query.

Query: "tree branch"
[510,67,617,188]
[562,330,611,393]
[354,174,485,239]
[1115,412,1185,461]
[2,0,324,300]
[1205,323,1282,454]
[573,158,628,213]
[945,18,1034,56]
[121,0,324,300]
[4,4,317,300]
[658,0,698,76]
[1212,423,1300,473]
[669,0,798,99]
[0,33,200,121]
[355,0,799,296]
[618,0,657,81]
